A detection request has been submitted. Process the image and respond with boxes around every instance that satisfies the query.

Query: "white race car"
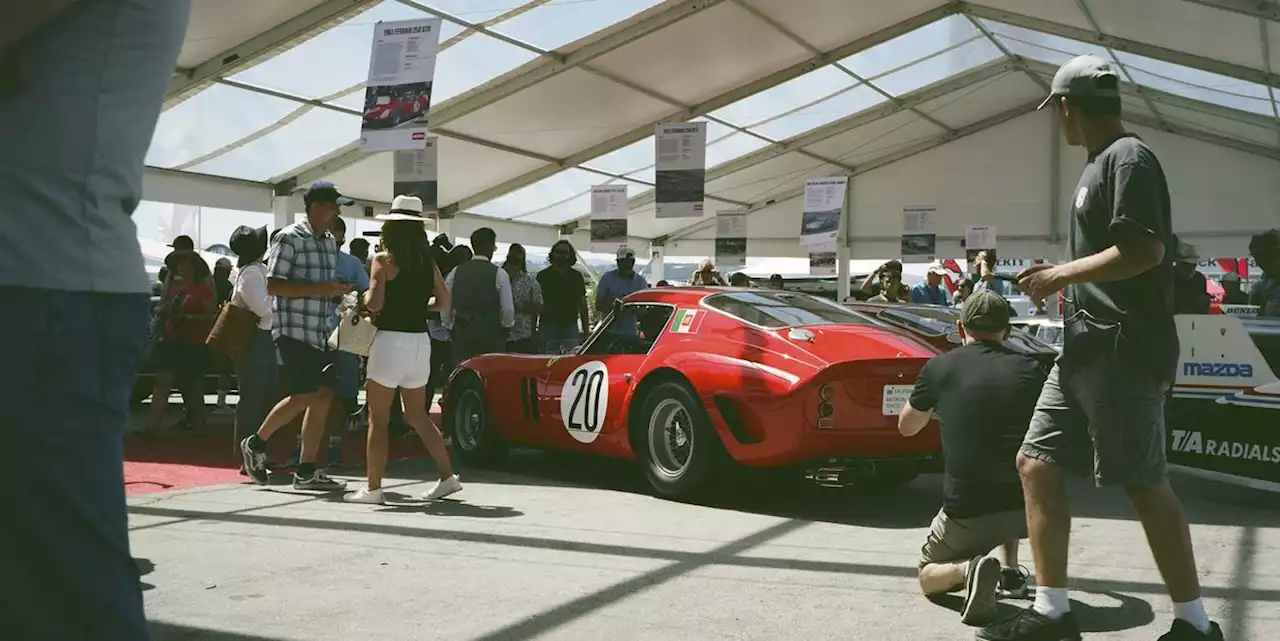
[1167,314,1279,492]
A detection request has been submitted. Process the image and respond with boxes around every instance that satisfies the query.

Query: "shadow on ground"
[929,590,1155,634]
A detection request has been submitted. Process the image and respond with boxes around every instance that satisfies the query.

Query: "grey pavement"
[131,453,1278,640]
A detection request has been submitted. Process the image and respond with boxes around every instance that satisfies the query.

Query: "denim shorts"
[1020,354,1170,487]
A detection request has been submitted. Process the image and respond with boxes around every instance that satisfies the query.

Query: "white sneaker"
[423,474,462,500]
[343,487,385,504]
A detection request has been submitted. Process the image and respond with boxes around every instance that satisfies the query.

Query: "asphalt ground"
[129,447,1278,640]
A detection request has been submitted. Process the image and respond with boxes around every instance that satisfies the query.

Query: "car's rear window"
[878,306,961,337]
[704,291,874,329]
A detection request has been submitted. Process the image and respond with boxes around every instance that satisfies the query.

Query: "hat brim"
[375,212,426,222]
[1036,93,1057,111]
[232,226,269,264]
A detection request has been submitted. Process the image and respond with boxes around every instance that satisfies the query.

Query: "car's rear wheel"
[445,375,506,466]
[637,381,724,499]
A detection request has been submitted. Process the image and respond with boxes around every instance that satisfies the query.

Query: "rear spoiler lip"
[807,357,930,386]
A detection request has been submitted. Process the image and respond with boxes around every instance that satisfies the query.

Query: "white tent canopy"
[152,0,1280,261]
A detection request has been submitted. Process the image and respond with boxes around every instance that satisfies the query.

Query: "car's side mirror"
[946,332,962,345]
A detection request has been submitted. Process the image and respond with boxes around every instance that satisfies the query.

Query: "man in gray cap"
[899,290,1044,627]
[988,55,1221,640]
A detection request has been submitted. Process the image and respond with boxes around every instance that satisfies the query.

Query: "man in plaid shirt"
[240,181,355,491]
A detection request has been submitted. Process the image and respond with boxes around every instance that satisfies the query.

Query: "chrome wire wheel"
[647,398,694,478]
[453,389,485,452]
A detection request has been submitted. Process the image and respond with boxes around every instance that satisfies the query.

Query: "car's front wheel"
[445,375,506,466]
[636,381,725,499]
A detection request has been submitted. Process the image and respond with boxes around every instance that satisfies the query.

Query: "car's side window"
[582,304,674,356]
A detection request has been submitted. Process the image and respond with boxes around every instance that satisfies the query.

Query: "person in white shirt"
[228,225,278,449]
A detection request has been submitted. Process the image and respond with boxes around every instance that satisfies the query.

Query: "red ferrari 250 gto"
[442,287,943,499]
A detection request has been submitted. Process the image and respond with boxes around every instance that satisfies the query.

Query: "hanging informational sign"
[809,241,837,276]
[801,177,847,247]
[360,18,442,152]
[392,137,440,216]
[590,184,628,251]
[901,205,937,263]
[715,210,748,271]
[654,122,707,219]
[965,224,997,265]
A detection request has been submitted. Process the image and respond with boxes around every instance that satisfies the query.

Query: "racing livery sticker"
[560,361,608,444]
[669,309,704,334]
[1171,430,1280,463]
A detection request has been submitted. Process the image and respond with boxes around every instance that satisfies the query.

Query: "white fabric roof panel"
[916,71,1044,130]
[740,0,946,54]
[1086,0,1264,72]
[152,0,1280,245]
[178,0,334,69]
[704,154,841,205]
[444,68,674,159]
[588,3,811,107]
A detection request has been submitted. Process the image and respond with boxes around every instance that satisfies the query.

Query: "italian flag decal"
[670,309,703,334]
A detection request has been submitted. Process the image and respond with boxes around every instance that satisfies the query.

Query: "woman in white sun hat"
[344,195,461,505]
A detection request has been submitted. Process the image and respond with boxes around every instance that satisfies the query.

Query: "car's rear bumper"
[723,429,941,469]
[801,454,942,487]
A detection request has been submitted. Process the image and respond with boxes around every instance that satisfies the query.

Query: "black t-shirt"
[1064,134,1177,383]
[537,266,586,324]
[1174,269,1209,314]
[909,341,1047,518]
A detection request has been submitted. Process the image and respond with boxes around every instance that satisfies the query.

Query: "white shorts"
[366,330,432,389]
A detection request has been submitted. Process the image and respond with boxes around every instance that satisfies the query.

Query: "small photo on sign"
[901,234,936,256]
[809,251,837,275]
[362,82,432,131]
[801,208,840,237]
[655,168,706,204]
[590,218,627,245]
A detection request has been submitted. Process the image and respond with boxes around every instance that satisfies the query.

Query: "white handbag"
[328,294,377,356]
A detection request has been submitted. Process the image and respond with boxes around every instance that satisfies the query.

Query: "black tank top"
[375,256,434,333]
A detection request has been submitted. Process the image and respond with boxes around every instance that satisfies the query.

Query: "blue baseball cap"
[303,180,354,207]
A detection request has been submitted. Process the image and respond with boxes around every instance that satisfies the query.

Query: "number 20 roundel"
[560,361,609,444]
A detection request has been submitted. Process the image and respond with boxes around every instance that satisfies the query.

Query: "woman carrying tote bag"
[226,225,279,449]
[344,196,458,505]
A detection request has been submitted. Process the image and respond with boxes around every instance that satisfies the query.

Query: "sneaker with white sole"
[343,487,385,504]
[962,555,1002,626]
[293,470,347,491]
[423,474,462,500]
[240,436,269,485]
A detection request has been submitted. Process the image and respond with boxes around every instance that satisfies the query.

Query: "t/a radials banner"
[392,137,439,217]
[714,210,747,271]
[589,184,628,252]
[654,122,707,219]
[361,18,442,152]
[801,177,846,247]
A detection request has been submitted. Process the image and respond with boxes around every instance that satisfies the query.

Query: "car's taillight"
[817,384,835,428]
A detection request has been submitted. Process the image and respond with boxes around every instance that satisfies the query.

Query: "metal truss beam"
[961,2,1280,87]
[628,60,1014,210]
[1178,0,1280,22]
[662,100,1041,243]
[165,0,378,108]
[395,3,959,218]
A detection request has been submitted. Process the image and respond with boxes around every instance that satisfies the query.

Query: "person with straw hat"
[345,195,460,504]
